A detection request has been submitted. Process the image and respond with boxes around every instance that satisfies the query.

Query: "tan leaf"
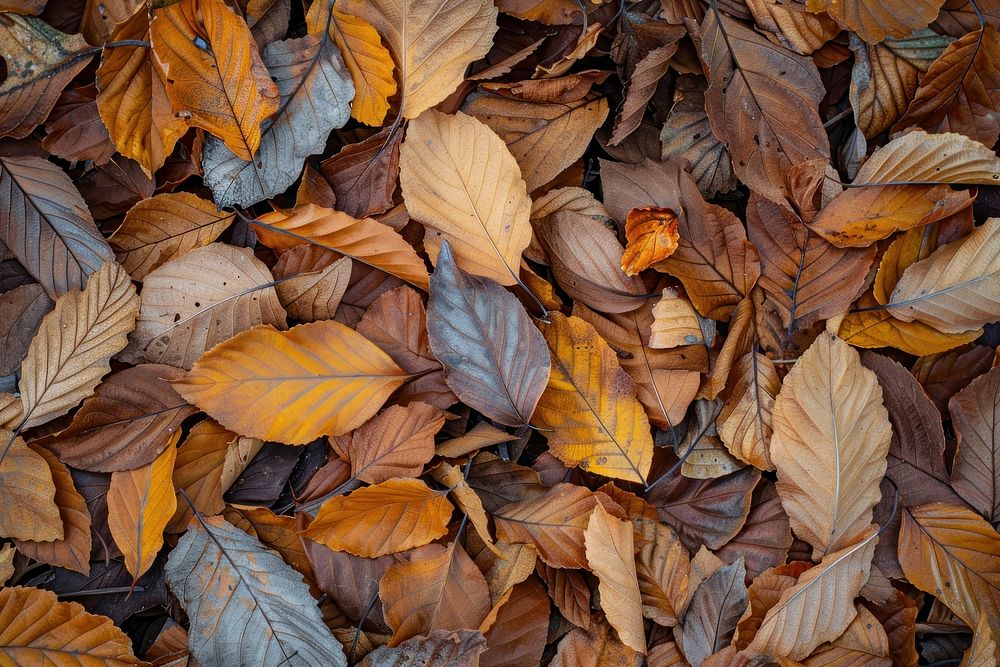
[898,502,1000,633]
[650,288,705,349]
[747,528,879,660]
[771,332,891,558]
[552,619,642,667]
[400,109,532,285]
[950,367,1000,522]
[436,422,517,458]
[0,586,141,664]
[302,478,452,557]
[125,243,287,369]
[430,461,497,552]
[0,434,61,542]
[253,204,430,290]
[274,254,352,323]
[108,437,178,580]
[0,14,93,139]
[169,418,231,532]
[174,321,410,444]
[341,0,497,118]
[380,541,491,646]
[18,262,138,430]
[0,545,12,586]
[533,313,654,484]
[748,0,840,54]
[718,352,781,471]
[585,504,646,654]
[150,0,279,160]
[111,193,236,281]
[96,8,187,176]
[14,446,92,575]
[804,604,892,666]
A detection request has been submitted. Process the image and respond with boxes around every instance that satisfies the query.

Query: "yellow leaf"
[0,586,142,664]
[96,8,187,176]
[341,0,496,119]
[533,313,653,484]
[621,207,680,277]
[400,109,532,285]
[151,0,279,160]
[838,292,981,355]
[302,478,453,557]
[253,204,430,290]
[771,332,891,558]
[585,504,646,654]
[175,321,410,444]
[17,262,138,430]
[306,3,396,126]
[109,435,178,580]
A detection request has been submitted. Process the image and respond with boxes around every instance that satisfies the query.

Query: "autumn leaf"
[150,0,280,161]
[166,515,347,666]
[620,207,680,277]
[677,558,748,665]
[807,0,944,43]
[426,240,550,426]
[335,402,443,484]
[533,313,654,484]
[169,418,231,531]
[0,432,61,542]
[175,320,410,443]
[302,478,453,557]
[950,367,1000,523]
[771,332,891,558]
[400,109,532,285]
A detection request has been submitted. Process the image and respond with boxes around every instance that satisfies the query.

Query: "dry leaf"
[585,504,646,654]
[950,367,1000,522]
[335,402,443,484]
[0,433,61,542]
[807,0,944,43]
[621,207,680,276]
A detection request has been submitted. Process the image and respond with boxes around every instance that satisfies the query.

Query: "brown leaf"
[0,283,51,377]
[585,504,646,654]
[676,558,748,665]
[302,478,452,557]
[701,8,830,205]
[621,207,680,277]
[715,481,793,580]
[319,127,401,218]
[913,344,996,412]
[305,539,396,631]
[380,541,491,645]
[717,352,780,471]
[44,364,195,472]
[169,418,231,532]
[950,367,1000,523]
[552,619,643,667]
[273,254,352,324]
[335,402,443,484]
[42,86,115,165]
[360,629,486,667]
[481,577,550,667]
[808,0,944,43]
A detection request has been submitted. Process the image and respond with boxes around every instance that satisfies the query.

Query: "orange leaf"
[174,321,410,444]
[0,432,61,542]
[150,0,279,160]
[302,478,453,557]
[620,207,679,276]
[334,402,444,484]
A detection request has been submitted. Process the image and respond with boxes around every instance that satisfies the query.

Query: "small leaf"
[335,402,443,484]
[677,558,747,665]
[585,504,646,654]
[0,433,61,542]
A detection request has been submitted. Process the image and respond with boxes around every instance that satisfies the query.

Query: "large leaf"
[44,364,196,472]
[111,193,235,281]
[380,541,491,646]
[302,478,452,557]
[585,504,646,654]
[400,109,532,285]
[807,0,944,43]
[0,433,61,542]
[150,0,279,160]
[771,332,891,558]
[202,28,354,207]
[95,7,187,176]
[950,367,1000,523]
[18,262,138,430]
[0,14,93,138]
[426,241,549,426]
[677,558,747,665]
[886,217,1000,333]
[493,483,604,569]
[0,156,115,298]
[165,516,347,667]
[14,445,91,575]
[108,439,177,580]
[481,578,549,667]
[124,243,287,369]
[462,88,609,192]
[700,8,829,205]
[0,586,141,665]
[335,402,443,484]
[175,321,410,444]
[533,313,654,484]
[898,503,1000,635]
[252,204,430,290]
[340,0,497,119]
[601,158,759,321]
[893,26,1000,147]
[747,528,879,660]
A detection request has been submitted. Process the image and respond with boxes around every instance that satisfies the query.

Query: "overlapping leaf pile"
[0,0,999,664]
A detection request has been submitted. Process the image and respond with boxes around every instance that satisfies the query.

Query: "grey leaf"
[165,516,347,667]
[676,558,748,665]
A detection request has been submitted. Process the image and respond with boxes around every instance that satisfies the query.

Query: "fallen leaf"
[807,0,944,43]
[426,240,550,426]
[481,577,549,667]
[361,629,486,666]
[165,515,347,666]
[621,207,680,276]
[717,352,780,471]
[0,433,61,542]
[319,126,401,218]
[676,558,748,665]
[950,367,1000,522]
[169,418,230,532]
[335,402,443,484]
[302,478,452,557]
[175,320,410,443]
[0,284,51,377]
